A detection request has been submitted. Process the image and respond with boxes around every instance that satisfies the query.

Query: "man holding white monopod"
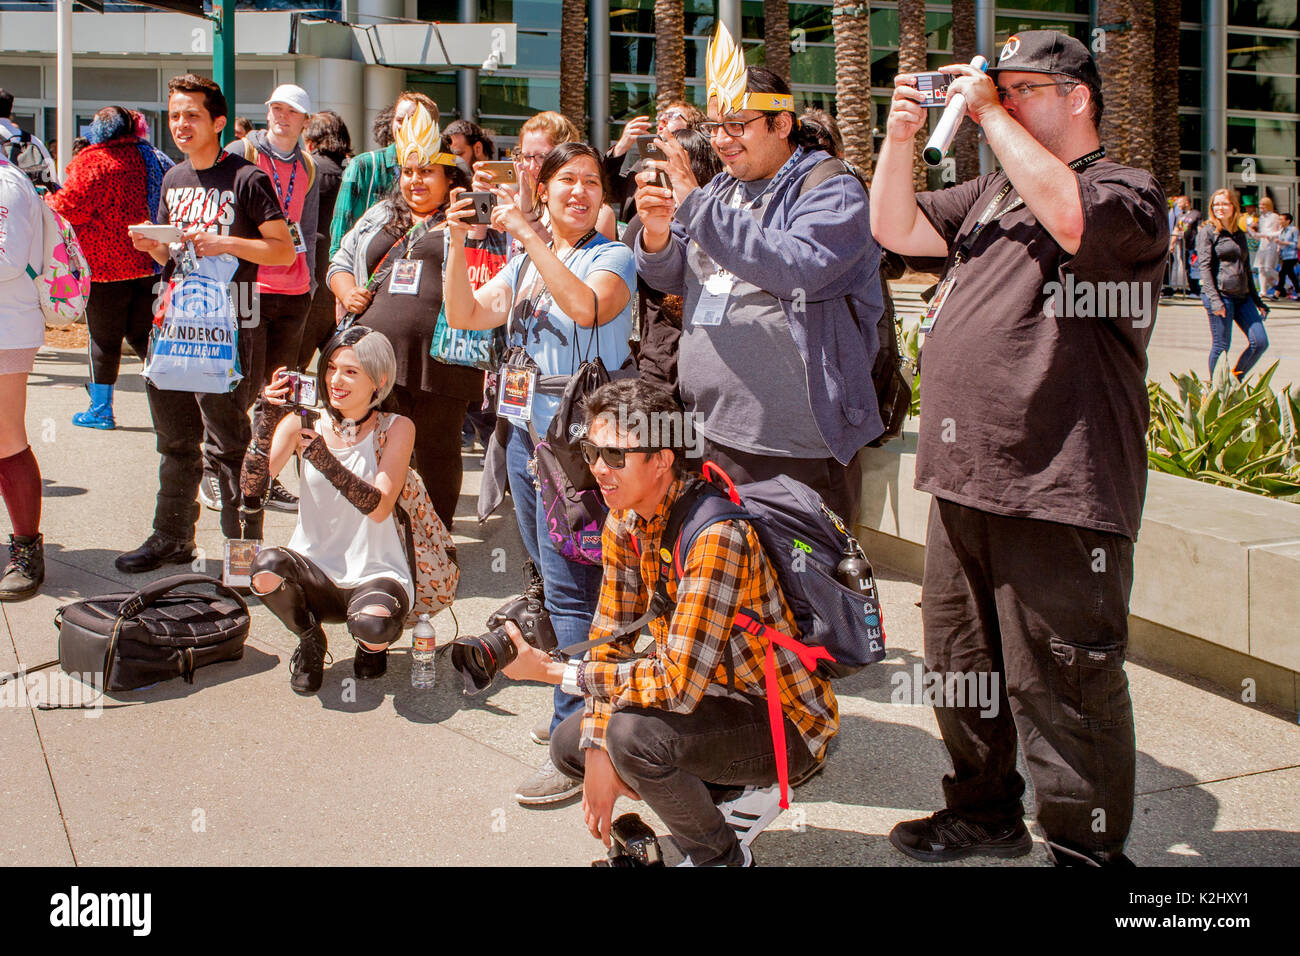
[871,31,1169,866]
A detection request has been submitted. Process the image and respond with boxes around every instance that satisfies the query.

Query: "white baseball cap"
[265,84,312,115]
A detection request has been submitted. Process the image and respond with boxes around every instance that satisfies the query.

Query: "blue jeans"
[505,426,603,733]
[1205,294,1269,379]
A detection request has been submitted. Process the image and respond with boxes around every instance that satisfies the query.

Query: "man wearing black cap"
[871,31,1169,866]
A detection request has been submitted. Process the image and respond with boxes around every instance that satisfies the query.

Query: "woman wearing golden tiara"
[327,103,482,530]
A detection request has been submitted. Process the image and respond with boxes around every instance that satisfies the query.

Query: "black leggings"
[250,547,409,650]
[86,275,156,385]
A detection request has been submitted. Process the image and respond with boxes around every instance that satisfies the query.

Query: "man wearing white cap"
[209,83,321,514]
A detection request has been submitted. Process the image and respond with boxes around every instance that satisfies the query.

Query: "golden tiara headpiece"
[394,103,457,168]
[705,23,795,114]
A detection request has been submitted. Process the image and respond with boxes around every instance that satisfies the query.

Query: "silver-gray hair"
[316,325,397,419]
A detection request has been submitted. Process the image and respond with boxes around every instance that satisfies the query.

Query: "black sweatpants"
[921,497,1137,860]
[85,275,156,385]
[551,687,816,866]
[251,546,409,649]
[390,385,469,531]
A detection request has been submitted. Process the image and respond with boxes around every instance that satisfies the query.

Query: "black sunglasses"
[580,439,658,469]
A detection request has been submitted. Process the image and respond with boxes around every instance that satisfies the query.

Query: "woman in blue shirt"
[444,141,633,804]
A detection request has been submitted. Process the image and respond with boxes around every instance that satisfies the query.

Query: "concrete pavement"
[1,345,1297,867]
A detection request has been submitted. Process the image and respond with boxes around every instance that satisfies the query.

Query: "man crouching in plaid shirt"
[501,378,838,866]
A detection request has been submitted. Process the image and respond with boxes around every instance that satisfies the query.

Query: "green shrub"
[1147,357,1300,501]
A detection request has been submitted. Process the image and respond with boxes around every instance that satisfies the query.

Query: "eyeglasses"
[658,110,687,125]
[580,440,658,469]
[996,80,1078,103]
[700,115,765,139]
[510,148,548,164]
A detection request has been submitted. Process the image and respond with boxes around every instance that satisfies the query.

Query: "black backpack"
[53,573,250,692]
[800,157,911,447]
[6,129,59,193]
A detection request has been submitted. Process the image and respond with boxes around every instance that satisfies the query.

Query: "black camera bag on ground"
[54,573,250,691]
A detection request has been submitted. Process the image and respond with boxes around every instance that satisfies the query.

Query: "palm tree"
[655,0,686,111]
[950,0,980,182]
[764,0,791,86]
[1152,0,1182,197]
[1097,0,1156,172]
[832,1,873,170]
[898,0,928,190]
[560,0,587,137]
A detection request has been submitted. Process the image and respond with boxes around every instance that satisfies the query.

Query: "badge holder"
[388,259,424,296]
[694,269,733,327]
[288,221,307,254]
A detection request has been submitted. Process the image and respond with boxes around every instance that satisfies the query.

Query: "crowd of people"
[0,28,1188,867]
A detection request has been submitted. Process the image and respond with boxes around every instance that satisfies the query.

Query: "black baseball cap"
[986,30,1101,89]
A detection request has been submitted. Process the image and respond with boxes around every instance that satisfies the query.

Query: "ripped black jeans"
[250,547,409,650]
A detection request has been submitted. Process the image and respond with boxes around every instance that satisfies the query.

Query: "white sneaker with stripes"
[718,784,784,848]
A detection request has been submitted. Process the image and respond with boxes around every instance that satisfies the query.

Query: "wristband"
[561,659,583,697]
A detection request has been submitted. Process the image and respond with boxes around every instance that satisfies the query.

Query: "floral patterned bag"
[375,413,459,626]
[26,200,91,325]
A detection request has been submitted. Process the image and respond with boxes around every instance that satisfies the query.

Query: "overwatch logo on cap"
[706,23,795,114]
[1000,35,1021,62]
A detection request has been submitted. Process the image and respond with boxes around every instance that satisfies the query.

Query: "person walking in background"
[0,87,58,192]
[300,110,352,371]
[1199,188,1269,380]
[329,92,438,258]
[1254,196,1283,299]
[47,105,168,431]
[1275,212,1299,299]
[0,151,50,600]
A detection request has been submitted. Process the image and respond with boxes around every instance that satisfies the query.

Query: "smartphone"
[463,191,497,225]
[913,71,954,108]
[128,223,183,243]
[636,135,671,190]
[478,161,517,186]
[282,372,318,408]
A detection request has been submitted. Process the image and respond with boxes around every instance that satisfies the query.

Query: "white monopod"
[922,55,989,167]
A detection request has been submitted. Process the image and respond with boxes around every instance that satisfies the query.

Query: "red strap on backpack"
[734,608,834,809]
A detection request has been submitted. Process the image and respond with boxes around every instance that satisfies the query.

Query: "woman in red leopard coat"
[47,105,169,429]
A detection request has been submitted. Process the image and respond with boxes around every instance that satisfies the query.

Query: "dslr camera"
[592,814,664,867]
[451,594,558,694]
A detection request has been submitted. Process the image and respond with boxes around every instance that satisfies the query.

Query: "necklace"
[336,407,376,444]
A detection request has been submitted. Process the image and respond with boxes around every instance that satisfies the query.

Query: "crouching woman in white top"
[239,325,416,695]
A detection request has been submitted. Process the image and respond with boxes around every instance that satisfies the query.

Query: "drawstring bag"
[143,251,242,394]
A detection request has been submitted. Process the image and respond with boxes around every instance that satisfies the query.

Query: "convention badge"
[288,221,307,254]
[919,271,957,333]
[693,270,733,327]
[388,259,423,296]
[223,539,262,589]
[497,363,537,423]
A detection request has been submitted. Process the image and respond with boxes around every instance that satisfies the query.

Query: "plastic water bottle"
[411,614,436,689]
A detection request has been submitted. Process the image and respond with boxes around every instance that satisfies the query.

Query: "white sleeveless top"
[287,424,414,604]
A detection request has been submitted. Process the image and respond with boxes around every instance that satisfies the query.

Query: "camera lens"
[450,626,518,695]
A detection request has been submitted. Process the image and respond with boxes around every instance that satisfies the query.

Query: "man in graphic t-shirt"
[871,32,1168,866]
[117,73,294,573]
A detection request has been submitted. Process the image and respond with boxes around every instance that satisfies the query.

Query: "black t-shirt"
[912,159,1169,539]
[362,221,483,401]
[156,151,285,293]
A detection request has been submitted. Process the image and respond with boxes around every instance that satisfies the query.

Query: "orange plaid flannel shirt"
[577,477,839,757]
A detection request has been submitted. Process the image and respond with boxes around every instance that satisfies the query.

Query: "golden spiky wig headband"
[394,102,457,168]
[705,23,795,114]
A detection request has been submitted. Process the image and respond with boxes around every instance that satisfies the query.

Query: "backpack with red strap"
[562,462,887,807]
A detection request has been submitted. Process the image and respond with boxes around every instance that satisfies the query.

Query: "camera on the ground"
[450,593,557,694]
[592,814,664,867]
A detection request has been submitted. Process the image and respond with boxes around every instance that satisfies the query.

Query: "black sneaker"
[0,534,45,602]
[115,533,197,574]
[353,645,388,679]
[290,628,328,694]
[198,472,222,511]
[265,478,299,513]
[888,809,1033,863]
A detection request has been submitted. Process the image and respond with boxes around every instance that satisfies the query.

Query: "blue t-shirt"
[498,235,635,434]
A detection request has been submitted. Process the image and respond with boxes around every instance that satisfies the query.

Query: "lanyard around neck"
[954,147,1107,266]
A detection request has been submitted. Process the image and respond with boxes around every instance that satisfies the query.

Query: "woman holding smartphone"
[241,326,415,693]
[328,104,480,529]
[444,141,635,805]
